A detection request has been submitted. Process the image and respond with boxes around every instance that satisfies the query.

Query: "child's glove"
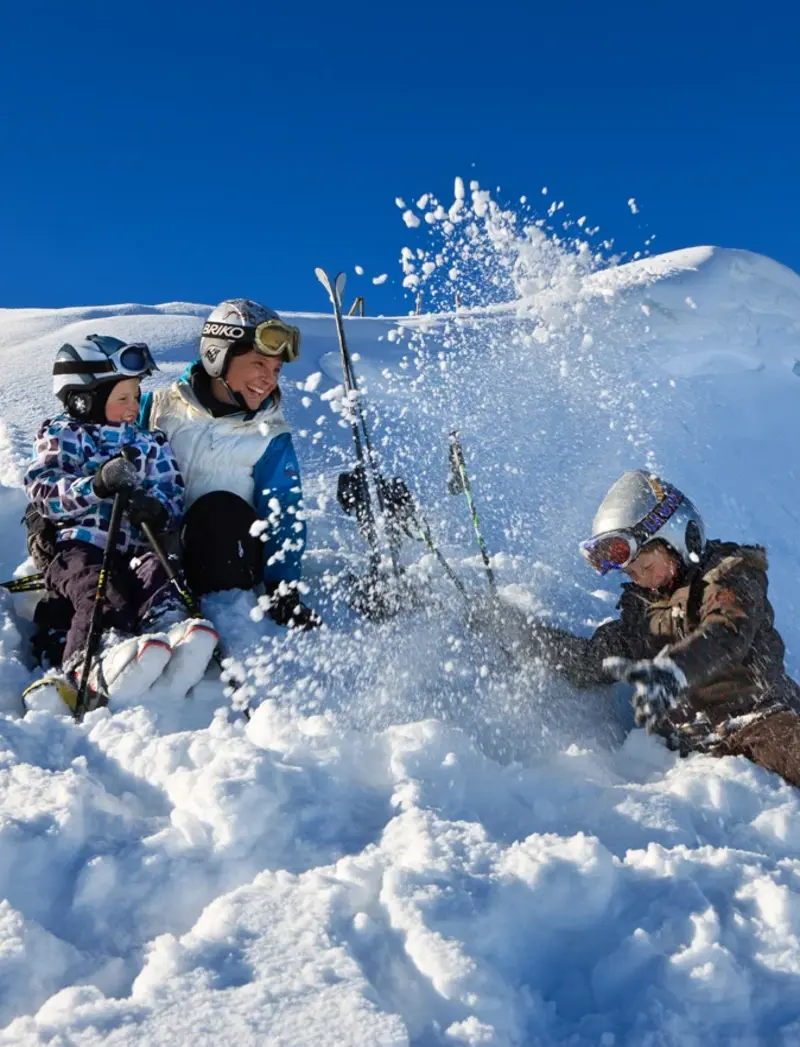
[93,455,139,498]
[604,654,688,733]
[127,489,169,533]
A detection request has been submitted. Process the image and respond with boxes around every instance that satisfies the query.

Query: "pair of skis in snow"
[314,269,495,613]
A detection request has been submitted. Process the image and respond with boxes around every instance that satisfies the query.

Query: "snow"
[2,197,800,1043]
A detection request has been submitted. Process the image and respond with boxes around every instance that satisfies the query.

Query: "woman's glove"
[604,654,688,733]
[265,582,322,630]
[93,455,139,498]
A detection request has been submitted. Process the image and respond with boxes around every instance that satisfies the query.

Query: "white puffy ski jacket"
[140,366,305,582]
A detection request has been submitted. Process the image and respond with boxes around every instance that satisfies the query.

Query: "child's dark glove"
[93,455,139,498]
[604,654,688,733]
[127,489,169,532]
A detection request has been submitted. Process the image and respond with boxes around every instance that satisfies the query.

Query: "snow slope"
[1,233,800,1045]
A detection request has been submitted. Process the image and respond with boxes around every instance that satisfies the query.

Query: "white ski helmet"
[199,298,300,378]
[53,334,157,420]
[580,470,706,575]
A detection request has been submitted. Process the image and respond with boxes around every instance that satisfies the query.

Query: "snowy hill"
[2,241,800,1046]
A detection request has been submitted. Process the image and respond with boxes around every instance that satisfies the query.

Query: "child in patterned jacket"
[23,334,218,710]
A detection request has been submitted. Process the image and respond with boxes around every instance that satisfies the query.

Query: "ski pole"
[1,573,46,593]
[415,515,469,599]
[74,484,129,719]
[139,521,201,617]
[381,476,468,600]
[447,431,496,593]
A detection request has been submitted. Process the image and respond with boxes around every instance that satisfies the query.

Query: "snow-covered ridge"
[2,245,800,1045]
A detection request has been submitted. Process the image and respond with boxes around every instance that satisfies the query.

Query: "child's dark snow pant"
[45,540,172,665]
[713,711,800,788]
[32,594,73,668]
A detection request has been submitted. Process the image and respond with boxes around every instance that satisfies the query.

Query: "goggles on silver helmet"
[579,484,685,575]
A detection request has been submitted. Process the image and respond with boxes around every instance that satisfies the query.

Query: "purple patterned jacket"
[24,415,185,556]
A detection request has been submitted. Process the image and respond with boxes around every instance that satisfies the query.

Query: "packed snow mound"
[584,245,800,377]
[1,241,800,1045]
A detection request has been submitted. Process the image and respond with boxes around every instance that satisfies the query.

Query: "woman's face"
[222,350,282,410]
[104,377,141,424]
[623,542,680,590]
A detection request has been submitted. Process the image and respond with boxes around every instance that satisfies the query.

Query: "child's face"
[105,378,141,424]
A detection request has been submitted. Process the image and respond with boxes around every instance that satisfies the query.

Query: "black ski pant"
[32,594,73,669]
[180,491,263,596]
[45,540,170,665]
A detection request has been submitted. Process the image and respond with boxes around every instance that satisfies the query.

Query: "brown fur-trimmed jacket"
[533,541,800,738]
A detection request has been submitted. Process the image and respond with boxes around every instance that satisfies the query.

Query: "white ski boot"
[22,675,79,715]
[91,632,173,702]
[158,618,219,698]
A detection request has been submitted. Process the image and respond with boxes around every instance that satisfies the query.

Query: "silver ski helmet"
[580,470,705,575]
[53,334,157,420]
[199,298,301,378]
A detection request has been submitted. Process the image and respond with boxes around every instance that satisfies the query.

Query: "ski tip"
[335,272,347,302]
[315,267,336,305]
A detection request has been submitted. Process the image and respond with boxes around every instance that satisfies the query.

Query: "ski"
[316,268,471,614]
[1,573,46,593]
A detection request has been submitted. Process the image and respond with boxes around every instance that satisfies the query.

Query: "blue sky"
[1,0,798,316]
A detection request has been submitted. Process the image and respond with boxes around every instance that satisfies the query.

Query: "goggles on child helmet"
[580,528,654,575]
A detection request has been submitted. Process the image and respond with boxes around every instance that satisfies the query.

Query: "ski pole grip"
[117,445,137,505]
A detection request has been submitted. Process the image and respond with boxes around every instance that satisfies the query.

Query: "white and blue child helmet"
[53,334,157,420]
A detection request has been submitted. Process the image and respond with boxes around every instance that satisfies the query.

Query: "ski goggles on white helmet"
[579,486,684,575]
[201,319,301,363]
[52,340,157,382]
